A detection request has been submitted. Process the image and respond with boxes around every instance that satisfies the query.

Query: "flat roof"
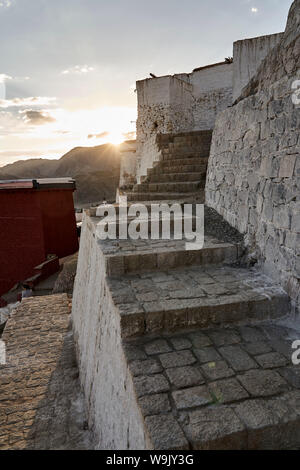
[0,178,76,190]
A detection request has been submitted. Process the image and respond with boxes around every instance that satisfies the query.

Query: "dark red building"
[0,178,79,296]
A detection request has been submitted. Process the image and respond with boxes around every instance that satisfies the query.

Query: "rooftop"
[0,178,76,191]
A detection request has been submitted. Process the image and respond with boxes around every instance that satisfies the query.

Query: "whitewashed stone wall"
[206,0,300,311]
[119,140,137,188]
[136,76,194,181]
[72,212,151,449]
[134,29,288,183]
[233,33,284,102]
[136,64,233,181]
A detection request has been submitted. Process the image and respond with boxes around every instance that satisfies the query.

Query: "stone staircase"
[125,131,212,202]
[73,131,299,450]
[81,201,300,449]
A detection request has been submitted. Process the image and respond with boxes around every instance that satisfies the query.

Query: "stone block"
[133,374,170,397]
[201,361,235,381]
[279,154,296,178]
[279,366,300,389]
[145,414,189,450]
[242,341,273,356]
[123,343,147,361]
[183,406,247,450]
[138,393,171,417]
[159,350,196,369]
[188,331,211,348]
[235,396,300,449]
[219,345,259,371]
[172,385,212,409]
[193,347,221,364]
[238,326,266,343]
[209,378,249,404]
[207,329,241,346]
[237,370,288,397]
[166,366,205,389]
[255,352,288,369]
[144,339,172,355]
[169,337,192,351]
[130,358,163,376]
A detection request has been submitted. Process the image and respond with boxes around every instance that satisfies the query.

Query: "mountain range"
[0,144,121,207]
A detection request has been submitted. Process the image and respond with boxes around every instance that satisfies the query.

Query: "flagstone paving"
[0,294,92,450]
[123,322,300,449]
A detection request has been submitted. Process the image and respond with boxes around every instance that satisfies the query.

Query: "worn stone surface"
[209,378,249,404]
[145,414,189,450]
[124,318,300,449]
[172,386,212,409]
[107,264,289,338]
[0,295,92,450]
[138,394,171,417]
[206,0,300,311]
[182,406,247,450]
[234,395,300,449]
[166,366,204,389]
[201,360,235,381]
[133,374,170,397]
[219,345,259,371]
[238,370,289,397]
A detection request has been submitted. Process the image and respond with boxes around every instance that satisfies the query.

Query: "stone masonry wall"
[72,212,151,449]
[136,64,233,182]
[233,33,284,102]
[136,76,193,182]
[206,0,300,311]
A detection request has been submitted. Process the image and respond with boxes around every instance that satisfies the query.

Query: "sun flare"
[107,132,124,146]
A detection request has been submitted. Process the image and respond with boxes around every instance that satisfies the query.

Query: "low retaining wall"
[72,212,151,449]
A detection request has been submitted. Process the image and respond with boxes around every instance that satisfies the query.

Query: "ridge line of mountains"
[0,144,121,208]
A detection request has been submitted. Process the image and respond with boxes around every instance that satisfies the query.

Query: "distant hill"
[0,144,121,207]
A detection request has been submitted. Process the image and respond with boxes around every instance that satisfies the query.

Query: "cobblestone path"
[0,294,92,450]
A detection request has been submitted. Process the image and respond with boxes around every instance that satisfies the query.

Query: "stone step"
[107,265,290,338]
[123,323,299,450]
[126,191,205,202]
[89,199,199,217]
[162,151,210,161]
[149,163,207,175]
[98,213,199,236]
[146,172,206,183]
[157,157,209,167]
[133,181,203,193]
[158,130,212,144]
[105,241,240,277]
[167,142,211,151]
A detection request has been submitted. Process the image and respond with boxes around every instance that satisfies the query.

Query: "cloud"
[20,110,56,126]
[88,131,109,139]
[0,96,56,108]
[61,65,95,75]
[122,131,136,140]
[0,0,12,8]
[0,74,12,83]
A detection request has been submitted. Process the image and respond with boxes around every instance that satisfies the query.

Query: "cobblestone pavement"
[0,294,92,450]
[124,320,300,449]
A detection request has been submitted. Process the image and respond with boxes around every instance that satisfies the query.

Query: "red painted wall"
[38,189,79,259]
[0,187,78,296]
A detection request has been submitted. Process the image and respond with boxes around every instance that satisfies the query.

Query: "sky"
[0,0,293,166]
